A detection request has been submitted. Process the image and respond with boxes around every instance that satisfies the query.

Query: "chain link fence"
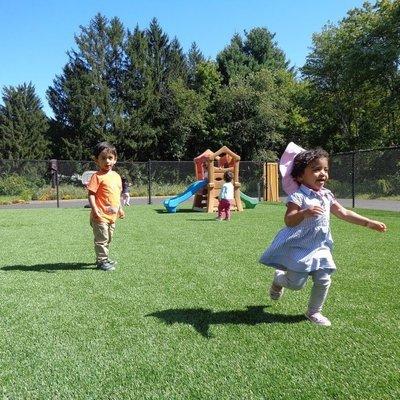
[330,146,400,206]
[0,147,399,208]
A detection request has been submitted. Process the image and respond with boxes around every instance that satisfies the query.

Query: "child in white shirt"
[217,171,234,221]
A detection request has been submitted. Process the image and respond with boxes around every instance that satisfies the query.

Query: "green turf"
[0,203,398,399]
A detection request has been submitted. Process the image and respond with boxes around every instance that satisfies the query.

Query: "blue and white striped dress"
[260,184,338,273]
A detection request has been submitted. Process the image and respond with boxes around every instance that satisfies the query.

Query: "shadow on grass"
[155,208,197,214]
[1,262,95,273]
[147,305,306,338]
[185,218,222,222]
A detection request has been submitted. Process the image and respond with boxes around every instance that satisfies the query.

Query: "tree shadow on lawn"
[1,262,96,273]
[147,305,306,338]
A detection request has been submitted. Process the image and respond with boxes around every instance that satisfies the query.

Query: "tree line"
[0,0,399,161]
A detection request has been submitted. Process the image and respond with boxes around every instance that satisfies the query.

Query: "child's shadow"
[146,305,305,338]
[1,262,95,273]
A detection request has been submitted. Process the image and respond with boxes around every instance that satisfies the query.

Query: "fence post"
[56,168,60,208]
[351,152,355,208]
[50,159,60,208]
[262,163,267,201]
[147,160,152,205]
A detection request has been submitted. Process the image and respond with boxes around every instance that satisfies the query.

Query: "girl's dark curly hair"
[291,148,329,182]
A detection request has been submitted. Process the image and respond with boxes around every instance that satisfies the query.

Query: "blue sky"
[0,0,365,117]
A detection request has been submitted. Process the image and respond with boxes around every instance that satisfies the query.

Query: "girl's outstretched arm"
[330,202,387,232]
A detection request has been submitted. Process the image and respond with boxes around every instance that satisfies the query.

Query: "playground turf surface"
[0,203,398,399]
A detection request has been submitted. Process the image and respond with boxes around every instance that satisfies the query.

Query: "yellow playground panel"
[264,162,279,202]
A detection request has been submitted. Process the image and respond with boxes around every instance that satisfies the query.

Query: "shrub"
[327,179,352,198]
[33,185,88,201]
[0,174,39,196]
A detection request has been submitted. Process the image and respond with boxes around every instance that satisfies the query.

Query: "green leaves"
[0,83,49,159]
[301,0,400,152]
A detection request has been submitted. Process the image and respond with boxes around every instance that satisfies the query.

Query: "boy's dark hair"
[224,171,233,182]
[291,148,329,182]
[93,141,117,158]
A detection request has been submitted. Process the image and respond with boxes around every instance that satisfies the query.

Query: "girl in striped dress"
[260,144,386,326]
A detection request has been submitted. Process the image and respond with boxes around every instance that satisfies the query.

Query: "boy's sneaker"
[97,260,116,271]
[305,312,331,327]
[269,283,284,300]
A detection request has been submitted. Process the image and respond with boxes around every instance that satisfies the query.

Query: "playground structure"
[164,146,260,213]
[193,146,242,213]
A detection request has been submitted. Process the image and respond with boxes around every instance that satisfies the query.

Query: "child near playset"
[163,146,259,214]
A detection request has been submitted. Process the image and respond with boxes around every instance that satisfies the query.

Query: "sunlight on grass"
[0,204,398,398]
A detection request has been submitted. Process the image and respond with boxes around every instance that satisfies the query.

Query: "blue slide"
[163,179,208,213]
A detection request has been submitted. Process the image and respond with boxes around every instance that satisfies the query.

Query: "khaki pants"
[90,219,116,263]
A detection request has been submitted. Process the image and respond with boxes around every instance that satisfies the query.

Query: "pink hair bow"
[279,142,305,195]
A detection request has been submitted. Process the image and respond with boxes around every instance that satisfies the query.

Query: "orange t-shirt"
[87,170,122,223]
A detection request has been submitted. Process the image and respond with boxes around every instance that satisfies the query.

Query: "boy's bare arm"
[118,205,125,219]
[88,192,102,219]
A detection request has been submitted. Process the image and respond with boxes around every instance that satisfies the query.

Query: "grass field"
[0,203,398,399]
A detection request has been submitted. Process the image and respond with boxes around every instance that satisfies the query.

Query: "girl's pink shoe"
[305,312,331,326]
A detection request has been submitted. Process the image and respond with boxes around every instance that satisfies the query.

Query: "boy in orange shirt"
[87,142,125,271]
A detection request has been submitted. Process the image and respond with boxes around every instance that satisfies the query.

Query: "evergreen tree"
[187,42,205,88]
[142,19,191,159]
[0,83,49,159]
[47,14,126,159]
[217,33,250,84]
[243,28,288,70]
[167,37,188,82]
[146,18,170,93]
[217,28,290,84]
[121,25,158,160]
[213,28,293,159]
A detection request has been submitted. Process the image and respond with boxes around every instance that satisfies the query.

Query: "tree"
[0,83,49,159]
[217,33,250,84]
[119,24,157,160]
[45,14,301,161]
[243,27,288,70]
[187,42,205,89]
[182,60,225,156]
[213,28,294,159]
[213,68,292,160]
[167,37,188,82]
[157,79,206,160]
[141,19,194,159]
[145,18,171,94]
[47,14,127,159]
[217,28,290,84]
[301,0,400,151]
